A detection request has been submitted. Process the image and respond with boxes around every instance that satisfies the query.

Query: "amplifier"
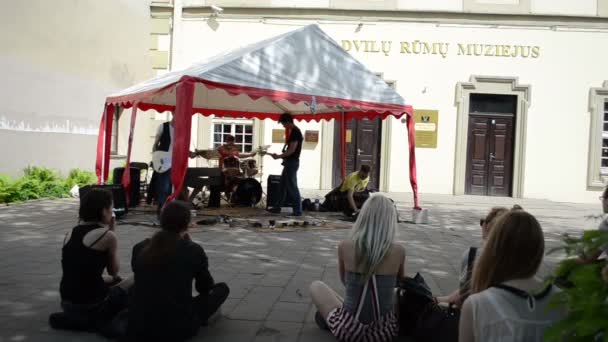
[79,184,128,218]
[266,175,293,209]
[112,167,141,208]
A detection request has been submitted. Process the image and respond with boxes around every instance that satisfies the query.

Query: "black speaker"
[266,175,293,209]
[79,184,128,218]
[112,167,140,208]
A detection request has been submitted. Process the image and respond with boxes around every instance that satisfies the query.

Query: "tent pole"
[103,105,116,184]
[96,105,115,184]
[340,111,346,179]
[406,115,420,209]
[121,104,139,206]
[166,80,195,204]
[96,106,107,184]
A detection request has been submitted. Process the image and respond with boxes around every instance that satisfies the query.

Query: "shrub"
[546,229,608,341]
[0,175,14,203]
[11,177,42,201]
[0,167,97,204]
[65,169,96,188]
[23,166,59,183]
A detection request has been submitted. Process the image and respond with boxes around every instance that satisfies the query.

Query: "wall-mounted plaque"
[272,129,285,143]
[305,130,319,143]
[414,109,438,148]
[346,129,352,143]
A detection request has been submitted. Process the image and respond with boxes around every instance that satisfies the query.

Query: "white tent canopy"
[107,24,411,119]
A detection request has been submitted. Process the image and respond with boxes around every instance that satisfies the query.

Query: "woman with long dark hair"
[57,188,132,333]
[127,201,229,341]
[458,209,565,342]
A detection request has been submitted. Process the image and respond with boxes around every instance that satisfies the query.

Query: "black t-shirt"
[284,126,303,161]
[128,238,214,341]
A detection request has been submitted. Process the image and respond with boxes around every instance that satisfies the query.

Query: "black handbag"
[398,247,478,341]
[412,303,460,342]
[397,272,435,336]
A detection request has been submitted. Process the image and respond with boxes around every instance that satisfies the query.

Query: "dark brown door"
[465,115,515,196]
[465,94,516,197]
[333,118,382,190]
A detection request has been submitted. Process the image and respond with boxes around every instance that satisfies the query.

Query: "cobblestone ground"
[0,193,597,342]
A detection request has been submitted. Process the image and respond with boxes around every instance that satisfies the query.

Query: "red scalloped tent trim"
[105,76,413,118]
[125,101,406,123]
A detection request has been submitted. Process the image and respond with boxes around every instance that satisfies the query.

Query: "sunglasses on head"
[479,219,485,226]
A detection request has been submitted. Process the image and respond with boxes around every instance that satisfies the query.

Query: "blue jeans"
[279,159,302,215]
[155,169,172,209]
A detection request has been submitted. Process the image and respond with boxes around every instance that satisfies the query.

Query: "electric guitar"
[151,151,172,173]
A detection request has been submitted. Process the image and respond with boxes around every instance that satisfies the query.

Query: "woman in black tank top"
[53,188,132,337]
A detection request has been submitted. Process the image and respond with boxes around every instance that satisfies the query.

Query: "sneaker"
[289,213,303,217]
[315,311,329,330]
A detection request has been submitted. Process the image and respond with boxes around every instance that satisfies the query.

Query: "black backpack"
[397,247,477,341]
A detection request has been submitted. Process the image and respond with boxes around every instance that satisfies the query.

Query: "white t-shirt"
[468,279,565,342]
[155,122,174,168]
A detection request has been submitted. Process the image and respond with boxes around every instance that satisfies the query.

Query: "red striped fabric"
[327,276,399,342]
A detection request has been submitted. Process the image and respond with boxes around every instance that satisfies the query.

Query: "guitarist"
[151,117,175,216]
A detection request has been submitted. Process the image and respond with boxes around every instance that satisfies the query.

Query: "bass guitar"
[151,151,172,173]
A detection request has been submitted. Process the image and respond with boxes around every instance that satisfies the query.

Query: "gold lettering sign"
[272,129,285,143]
[341,39,541,59]
[414,109,438,148]
[346,129,352,143]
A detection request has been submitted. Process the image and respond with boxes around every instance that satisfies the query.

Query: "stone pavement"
[0,193,599,342]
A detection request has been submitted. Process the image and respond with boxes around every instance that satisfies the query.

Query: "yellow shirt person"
[340,171,369,193]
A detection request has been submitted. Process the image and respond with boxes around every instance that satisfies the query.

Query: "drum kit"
[195,145,270,206]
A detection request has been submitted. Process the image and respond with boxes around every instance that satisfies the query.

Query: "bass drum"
[231,178,263,206]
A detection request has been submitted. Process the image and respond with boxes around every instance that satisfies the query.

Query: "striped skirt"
[327,307,399,342]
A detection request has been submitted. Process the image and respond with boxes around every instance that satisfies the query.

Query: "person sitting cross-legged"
[322,164,372,216]
[126,201,229,342]
[310,193,403,342]
[54,188,133,335]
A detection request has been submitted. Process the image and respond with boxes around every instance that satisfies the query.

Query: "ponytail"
[138,201,191,266]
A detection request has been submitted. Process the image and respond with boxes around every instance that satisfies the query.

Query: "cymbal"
[196,149,220,159]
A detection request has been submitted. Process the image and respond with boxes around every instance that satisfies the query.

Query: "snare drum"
[223,156,242,177]
[223,156,240,169]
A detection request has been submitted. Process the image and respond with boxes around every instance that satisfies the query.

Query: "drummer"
[187,135,257,208]
[218,135,256,168]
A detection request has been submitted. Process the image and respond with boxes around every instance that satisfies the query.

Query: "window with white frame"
[212,120,254,153]
[602,102,608,175]
[587,82,608,188]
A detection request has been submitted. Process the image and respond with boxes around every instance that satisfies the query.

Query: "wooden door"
[465,115,515,196]
[333,118,382,190]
